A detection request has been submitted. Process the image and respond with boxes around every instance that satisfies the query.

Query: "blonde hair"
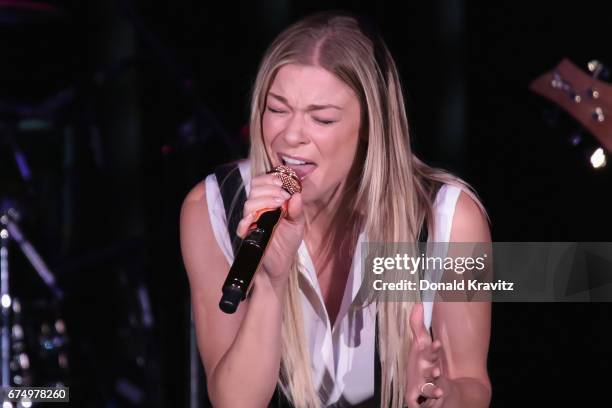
[246,11,488,408]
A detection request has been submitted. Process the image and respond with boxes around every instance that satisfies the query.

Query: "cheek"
[314,133,359,187]
[261,113,273,144]
[262,112,285,144]
[321,126,360,163]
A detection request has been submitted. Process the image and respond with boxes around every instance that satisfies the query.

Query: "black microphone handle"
[219,207,282,314]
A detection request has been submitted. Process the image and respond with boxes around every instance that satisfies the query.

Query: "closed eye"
[266,106,286,114]
[313,117,337,125]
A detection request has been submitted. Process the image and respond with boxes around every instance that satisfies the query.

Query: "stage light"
[590,147,606,168]
[19,353,30,370]
[1,294,11,308]
[12,324,23,340]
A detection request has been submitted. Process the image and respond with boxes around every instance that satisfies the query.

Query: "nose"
[282,113,309,146]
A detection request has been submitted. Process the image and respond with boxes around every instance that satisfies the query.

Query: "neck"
[302,180,362,269]
[303,180,345,240]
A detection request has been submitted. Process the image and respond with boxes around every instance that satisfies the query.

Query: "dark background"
[1,0,610,406]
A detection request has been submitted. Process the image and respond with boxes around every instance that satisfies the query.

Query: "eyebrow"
[268,92,343,111]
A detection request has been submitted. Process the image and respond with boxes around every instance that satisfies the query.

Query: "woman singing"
[180,11,492,408]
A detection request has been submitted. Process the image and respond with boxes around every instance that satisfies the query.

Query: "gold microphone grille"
[272,165,302,195]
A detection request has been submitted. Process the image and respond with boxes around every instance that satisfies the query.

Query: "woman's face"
[262,64,362,204]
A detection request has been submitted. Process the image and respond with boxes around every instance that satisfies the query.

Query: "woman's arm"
[180,182,287,407]
[431,191,493,407]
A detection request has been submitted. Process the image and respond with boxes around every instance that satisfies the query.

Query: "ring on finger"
[419,381,436,396]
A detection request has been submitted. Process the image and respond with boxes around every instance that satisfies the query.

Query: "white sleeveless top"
[204,160,462,406]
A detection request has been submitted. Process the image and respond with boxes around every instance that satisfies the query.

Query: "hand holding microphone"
[219,166,304,314]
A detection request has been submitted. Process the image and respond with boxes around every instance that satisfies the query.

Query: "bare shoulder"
[449,190,491,243]
[182,179,206,208]
[180,180,209,252]
[180,179,229,283]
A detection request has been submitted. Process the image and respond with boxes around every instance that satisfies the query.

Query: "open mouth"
[278,153,317,181]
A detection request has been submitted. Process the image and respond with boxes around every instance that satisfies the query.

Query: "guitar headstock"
[529,58,612,155]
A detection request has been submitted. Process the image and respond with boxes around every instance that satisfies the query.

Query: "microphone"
[219,165,302,314]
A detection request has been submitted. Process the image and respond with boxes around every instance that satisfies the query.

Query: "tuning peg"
[587,88,600,99]
[551,72,581,102]
[590,147,607,169]
[588,60,602,74]
[588,59,610,80]
[592,107,605,122]
[551,73,564,89]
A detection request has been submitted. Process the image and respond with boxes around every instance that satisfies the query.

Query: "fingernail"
[281,191,291,199]
[275,197,285,203]
[274,178,284,186]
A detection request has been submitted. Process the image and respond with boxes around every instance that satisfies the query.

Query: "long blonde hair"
[246,11,488,408]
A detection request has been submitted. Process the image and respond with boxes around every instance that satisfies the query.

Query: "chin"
[298,187,321,204]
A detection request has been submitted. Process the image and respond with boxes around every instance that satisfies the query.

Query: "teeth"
[281,155,307,165]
